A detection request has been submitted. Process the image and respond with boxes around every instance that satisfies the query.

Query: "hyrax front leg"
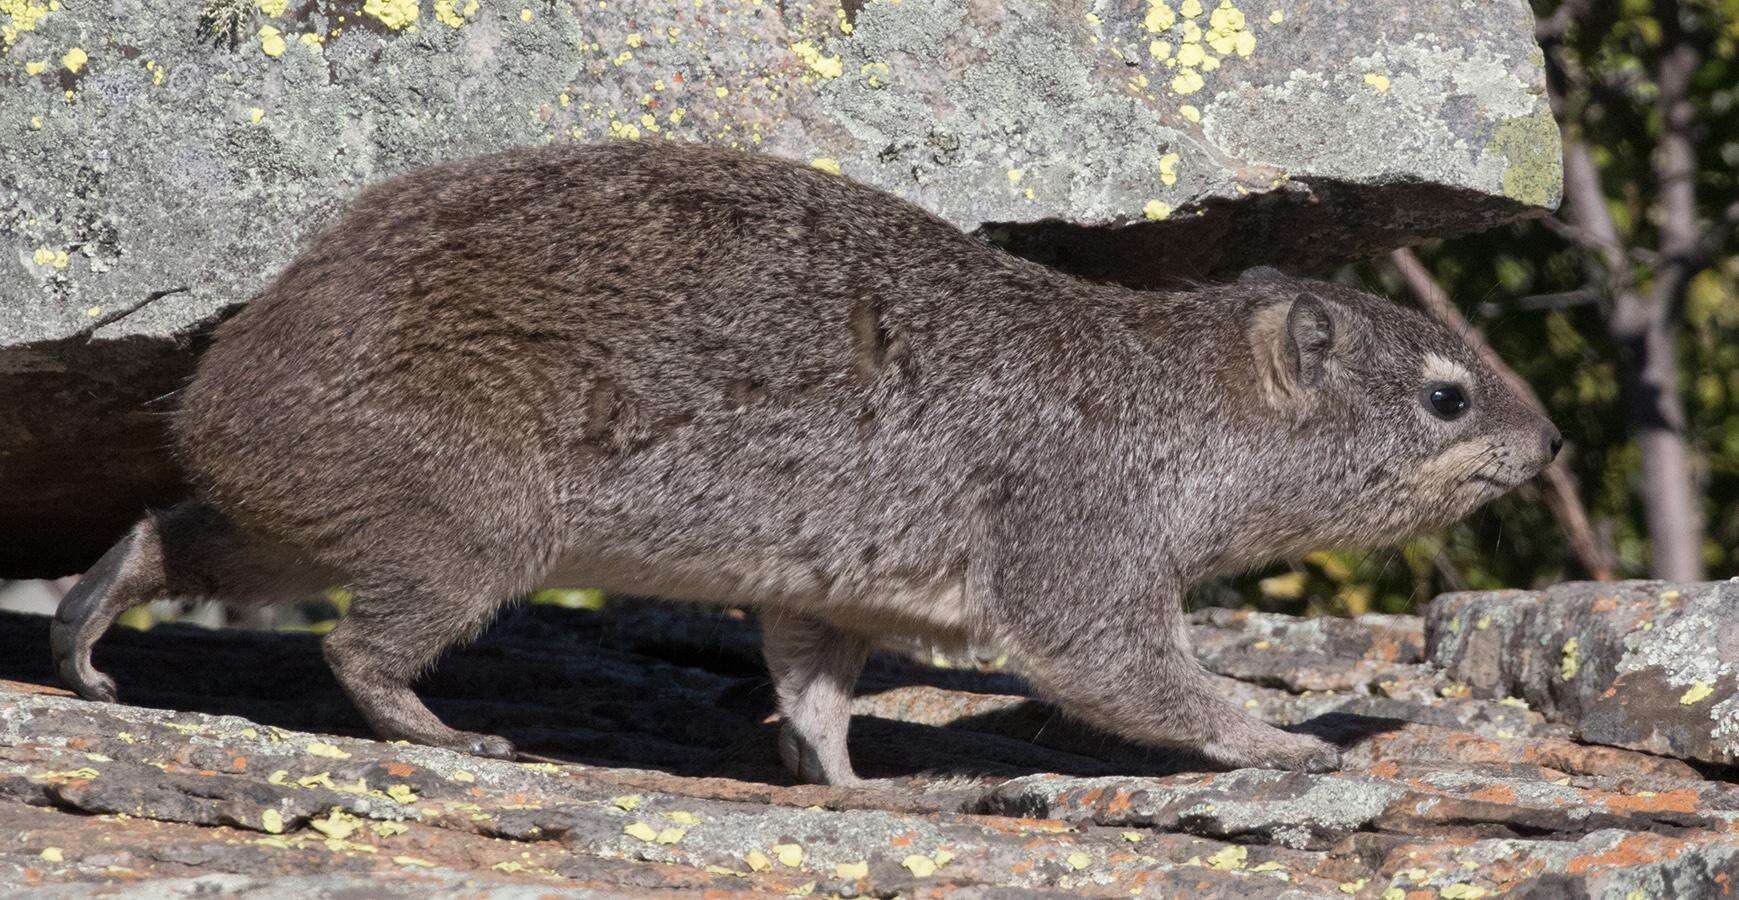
[989,561,1340,774]
[760,614,871,786]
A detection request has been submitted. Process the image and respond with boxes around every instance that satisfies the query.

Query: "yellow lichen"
[309,809,359,840]
[625,31,643,47]
[902,855,937,877]
[60,46,86,73]
[258,0,286,16]
[810,157,841,175]
[434,0,464,27]
[1680,682,1715,705]
[791,40,843,79]
[1066,851,1092,870]
[1180,0,1203,18]
[1176,42,1205,67]
[1269,9,1284,23]
[29,115,42,129]
[1179,104,1201,123]
[623,821,659,842]
[1209,3,1245,31]
[24,59,44,74]
[1143,1,1176,32]
[1143,200,1172,220]
[745,850,773,871]
[773,843,803,867]
[520,7,533,22]
[1559,637,1581,680]
[836,861,869,879]
[306,742,350,759]
[262,809,285,833]
[1363,72,1391,92]
[1207,845,1247,870]
[1171,69,1204,94]
[39,847,63,863]
[1159,152,1181,185]
[1006,168,1022,182]
[2,0,52,46]
[363,0,419,30]
[1234,30,1256,55]
[249,106,265,123]
[258,25,286,57]
[1149,40,1171,60]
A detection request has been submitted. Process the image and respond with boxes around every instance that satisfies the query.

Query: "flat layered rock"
[0,0,1559,576]
[1,597,1735,897]
[1427,580,1739,768]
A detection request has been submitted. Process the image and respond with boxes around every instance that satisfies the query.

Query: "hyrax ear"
[1284,294,1334,388]
[1250,293,1337,409]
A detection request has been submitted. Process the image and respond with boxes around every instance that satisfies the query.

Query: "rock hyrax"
[53,142,1560,784]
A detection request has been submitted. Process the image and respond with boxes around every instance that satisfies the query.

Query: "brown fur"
[52,142,1559,783]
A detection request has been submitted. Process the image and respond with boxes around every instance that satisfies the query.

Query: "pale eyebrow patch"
[1422,352,1475,388]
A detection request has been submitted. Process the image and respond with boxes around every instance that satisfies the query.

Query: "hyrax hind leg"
[761,614,871,786]
[53,502,335,703]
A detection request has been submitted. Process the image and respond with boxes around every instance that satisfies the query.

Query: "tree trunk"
[1614,305,1705,581]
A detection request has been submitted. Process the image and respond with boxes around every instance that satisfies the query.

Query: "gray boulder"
[1427,580,1739,767]
[0,0,1558,574]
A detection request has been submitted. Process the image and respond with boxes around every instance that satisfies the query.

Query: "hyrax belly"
[540,545,975,642]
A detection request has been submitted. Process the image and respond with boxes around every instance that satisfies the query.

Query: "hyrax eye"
[1423,382,1470,420]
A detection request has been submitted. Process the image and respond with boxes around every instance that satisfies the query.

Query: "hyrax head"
[1223,274,1560,556]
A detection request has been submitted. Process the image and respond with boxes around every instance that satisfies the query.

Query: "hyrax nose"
[1543,424,1563,462]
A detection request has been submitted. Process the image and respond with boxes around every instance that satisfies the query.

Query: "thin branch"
[74,286,191,341]
[1391,247,1616,580]
[1676,197,1739,275]
[1649,0,1704,317]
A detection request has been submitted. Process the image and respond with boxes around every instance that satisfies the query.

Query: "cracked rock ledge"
[0,580,1737,897]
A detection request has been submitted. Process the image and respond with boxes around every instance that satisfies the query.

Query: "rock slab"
[1,598,1736,897]
[0,0,1560,576]
[1428,580,1739,768]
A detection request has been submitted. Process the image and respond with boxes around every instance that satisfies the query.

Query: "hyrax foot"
[1204,724,1341,774]
[409,727,516,760]
[51,614,119,703]
[779,721,864,787]
[450,730,517,759]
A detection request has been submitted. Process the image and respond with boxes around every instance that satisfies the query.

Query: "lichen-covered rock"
[2,597,1738,897]
[0,0,1558,576]
[1426,580,1739,767]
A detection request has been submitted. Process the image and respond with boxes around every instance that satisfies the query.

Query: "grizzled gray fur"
[52,142,1559,784]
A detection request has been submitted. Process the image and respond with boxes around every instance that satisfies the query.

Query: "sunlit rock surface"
[2,595,1734,897]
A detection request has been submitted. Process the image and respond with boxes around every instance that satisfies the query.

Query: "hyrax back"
[53,142,1559,784]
